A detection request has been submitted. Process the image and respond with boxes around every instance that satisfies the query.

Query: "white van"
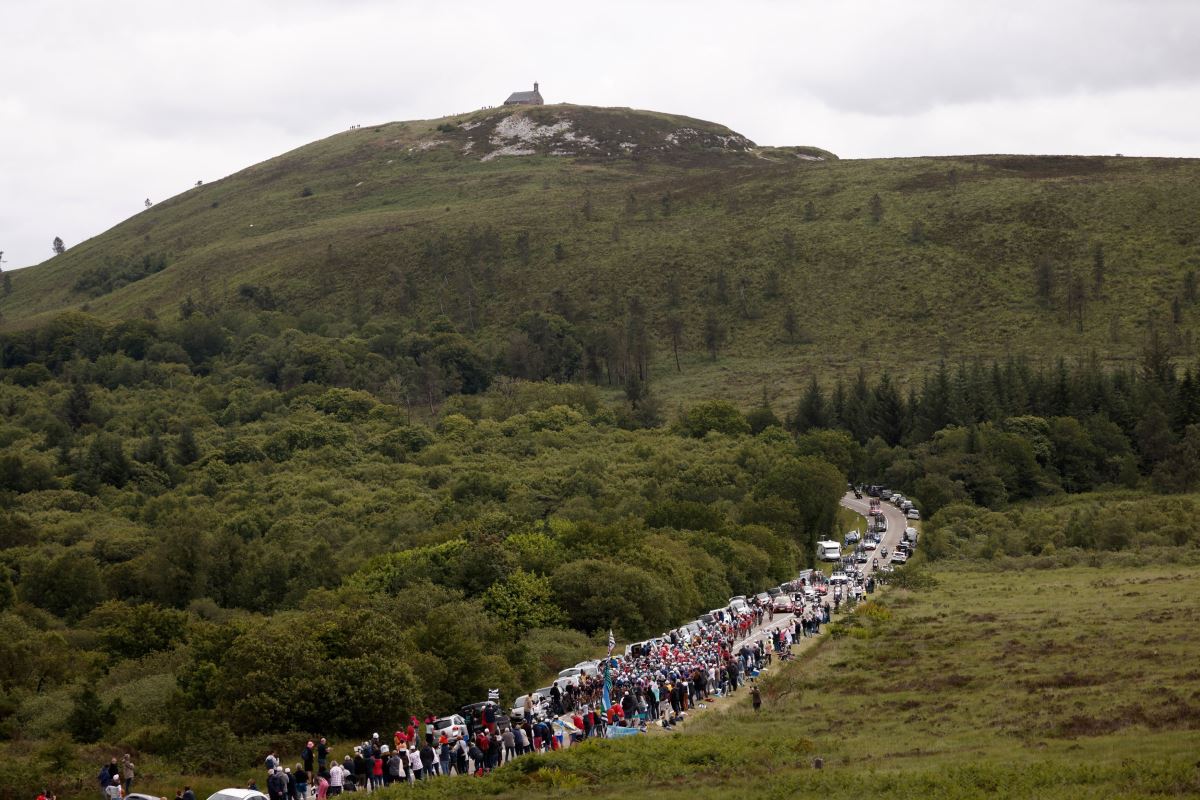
[816,540,841,561]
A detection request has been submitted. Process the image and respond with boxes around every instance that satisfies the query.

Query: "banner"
[602,659,611,711]
[608,725,642,738]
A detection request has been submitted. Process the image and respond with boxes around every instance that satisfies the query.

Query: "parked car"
[208,790,267,800]
[460,701,509,733]
[906,508,921,520]
[432,713,469,740]
[755,592,771,606]
[892,552,908,564]
[555,667,583,689]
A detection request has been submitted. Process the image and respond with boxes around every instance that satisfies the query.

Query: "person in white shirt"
[327,764,343,796]
[407,746,422,781]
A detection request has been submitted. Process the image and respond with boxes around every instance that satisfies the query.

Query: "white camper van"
[816,540,841,562]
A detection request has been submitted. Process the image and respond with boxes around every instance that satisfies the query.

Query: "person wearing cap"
[407,742,422,781]
[104,776,122,800]
[438,736,452,777]
[121,754,135,796]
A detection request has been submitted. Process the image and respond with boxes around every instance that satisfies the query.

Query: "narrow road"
[839,491,911,576]
[665,495,904,726]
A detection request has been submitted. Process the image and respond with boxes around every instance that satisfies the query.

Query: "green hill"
[4,103,1200,406]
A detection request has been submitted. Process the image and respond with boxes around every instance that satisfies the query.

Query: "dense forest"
[0,308,843,762]
[1,301,1198,784]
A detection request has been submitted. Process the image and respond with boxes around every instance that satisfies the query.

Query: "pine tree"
[52,236,66,255]
[868,194,884,223]
[67,684,121,743]
[916,362,952,439]
[175,424,200,466]
[830,379,847,430]
[782,305,799,342]
[63,382,92,430]
[869,372,907,445]
[703,312,725,360]
[907,220,926,244]
[792,376,828,433]
[666,315,684,373]
[1033,254,1055,302]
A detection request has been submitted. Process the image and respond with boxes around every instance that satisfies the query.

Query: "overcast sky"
[2,0,1199,270]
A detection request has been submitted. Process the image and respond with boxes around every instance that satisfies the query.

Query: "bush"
[66,684,122,743]
[673,401,750,438]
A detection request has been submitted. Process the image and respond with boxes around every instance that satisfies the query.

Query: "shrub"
[673,400,750,438]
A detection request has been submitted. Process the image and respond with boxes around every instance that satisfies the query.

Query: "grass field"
[379,560,1200,799]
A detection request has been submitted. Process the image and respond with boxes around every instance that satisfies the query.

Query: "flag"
[607,629,616,655]
[602,658,612,711]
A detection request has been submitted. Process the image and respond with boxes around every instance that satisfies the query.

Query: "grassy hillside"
[5,104,1200,406]
[400,559,1200,800]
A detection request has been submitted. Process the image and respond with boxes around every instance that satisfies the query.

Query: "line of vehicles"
[864,484,921,520]
[503,571,822,725]
[822,491,921,570]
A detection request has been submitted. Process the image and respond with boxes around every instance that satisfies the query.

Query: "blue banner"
[608,725,642,738]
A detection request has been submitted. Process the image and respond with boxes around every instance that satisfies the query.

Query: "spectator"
[328,762,344,796]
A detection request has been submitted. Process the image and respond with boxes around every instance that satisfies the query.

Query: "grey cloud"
[2,0,1199,270]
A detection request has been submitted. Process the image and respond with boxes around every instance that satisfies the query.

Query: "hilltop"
[3,103,1200,404]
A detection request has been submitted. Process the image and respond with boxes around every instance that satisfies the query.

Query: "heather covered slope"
[4,104,1200,404]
